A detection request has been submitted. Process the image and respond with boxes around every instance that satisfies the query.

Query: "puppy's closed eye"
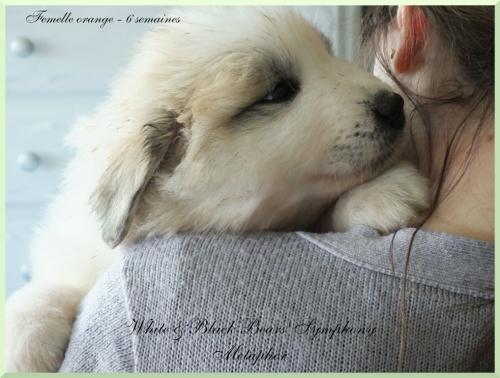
[234,78,300,120]
[259,79,299,104]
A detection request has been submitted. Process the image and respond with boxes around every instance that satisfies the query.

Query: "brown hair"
[360,6,494,371]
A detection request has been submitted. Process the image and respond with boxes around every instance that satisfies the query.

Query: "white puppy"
[6,7,429,372]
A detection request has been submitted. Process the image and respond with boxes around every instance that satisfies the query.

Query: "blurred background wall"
[5,6,362,295]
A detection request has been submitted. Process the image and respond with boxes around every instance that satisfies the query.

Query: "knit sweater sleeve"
[59,229,494,372]
[59,257,135,372]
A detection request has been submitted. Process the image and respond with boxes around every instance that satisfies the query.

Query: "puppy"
[6,7,429,372]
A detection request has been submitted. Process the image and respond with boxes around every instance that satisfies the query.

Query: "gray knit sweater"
[59,225,494,372]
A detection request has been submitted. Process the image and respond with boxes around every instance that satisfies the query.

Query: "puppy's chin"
[316,149,398,188]
[366,150,400,175]
[352,135,405,180]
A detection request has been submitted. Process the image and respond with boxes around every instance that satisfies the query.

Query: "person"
[363,6,493,243]
[59,6,493,372]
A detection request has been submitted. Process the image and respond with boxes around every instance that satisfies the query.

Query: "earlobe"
[394,6,428,74]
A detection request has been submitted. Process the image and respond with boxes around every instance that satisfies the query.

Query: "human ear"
[393,6,428,74]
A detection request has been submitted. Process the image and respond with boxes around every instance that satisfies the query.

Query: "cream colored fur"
[5,7,429,371]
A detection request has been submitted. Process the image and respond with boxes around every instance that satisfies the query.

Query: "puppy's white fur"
[6,7,429,371]
[329,161,429,232]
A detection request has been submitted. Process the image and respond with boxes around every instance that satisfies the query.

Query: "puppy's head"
[85,7,405,247]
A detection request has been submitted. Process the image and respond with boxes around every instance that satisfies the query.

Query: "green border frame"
[0,1,498,377]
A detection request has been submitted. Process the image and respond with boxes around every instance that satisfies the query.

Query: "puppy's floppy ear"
[90,111,183,248]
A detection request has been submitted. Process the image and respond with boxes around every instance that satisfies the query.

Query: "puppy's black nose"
[372,91,405,129]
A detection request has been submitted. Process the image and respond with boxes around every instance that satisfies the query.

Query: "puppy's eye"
[233,78,300,120]
[262,80,298,103]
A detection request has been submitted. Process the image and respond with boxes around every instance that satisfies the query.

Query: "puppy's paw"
[331,161,430,233]
[6,282,82,372]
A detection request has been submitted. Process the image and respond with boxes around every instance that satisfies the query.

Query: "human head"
[361,6,494,200]
[362,6,493,104]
